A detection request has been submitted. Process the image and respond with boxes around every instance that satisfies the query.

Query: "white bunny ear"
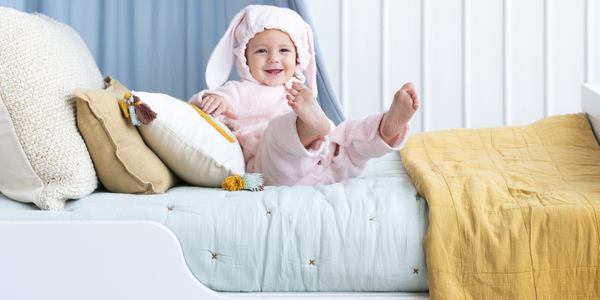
[303,24,318,99]
[205,8,247,90]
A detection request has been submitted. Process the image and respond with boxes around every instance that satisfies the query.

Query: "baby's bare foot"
[380,82,419,145]
[287,83,331,145]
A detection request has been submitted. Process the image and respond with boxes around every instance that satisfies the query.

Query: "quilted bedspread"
[401,113,600,299]
[0,153,428,292]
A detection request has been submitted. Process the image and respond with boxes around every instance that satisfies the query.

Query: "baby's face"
[245,29,297,87]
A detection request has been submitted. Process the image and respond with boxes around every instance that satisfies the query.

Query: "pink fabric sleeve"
[188,81,241,116]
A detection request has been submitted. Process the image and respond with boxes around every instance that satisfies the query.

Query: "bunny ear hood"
[205,5,318,97]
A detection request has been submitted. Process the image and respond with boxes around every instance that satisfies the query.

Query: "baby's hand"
[193,94,237,119]
[286,83,314,106]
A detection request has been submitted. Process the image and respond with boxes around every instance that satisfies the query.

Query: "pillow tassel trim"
[222,173,264,192]
[118,92,157,126]
[133,95,157,125]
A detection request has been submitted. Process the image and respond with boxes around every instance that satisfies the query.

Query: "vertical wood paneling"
[544,0,551,116]
[544,0,552,116]
[584,0,590,83]
[470,0,504,128]
[310,0,599,131]
[592,0,600,84]
[503,0,511,125]
[386,0,423,132]
[509,0,545,125]
[309,0,341,99]
[550,0,585,114]
[421,0,428,131]
[380,0,388,111]
[428,0,463,130]
[462,0,471,128]
[340,0,348,116]
[346,0,381,119]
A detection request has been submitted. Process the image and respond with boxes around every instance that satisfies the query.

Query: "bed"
[1,84,599,300]
[2,5,600,299]
[0,7,432,299]
[0,152,430,300]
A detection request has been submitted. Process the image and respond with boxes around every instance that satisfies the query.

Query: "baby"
[190,5,419,186]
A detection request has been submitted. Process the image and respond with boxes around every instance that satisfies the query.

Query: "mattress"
[0,152,429,292]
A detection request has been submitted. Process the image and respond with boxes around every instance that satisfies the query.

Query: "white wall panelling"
[593,0,600,84]
[310,0,600,131]
[503,0,511,125]
[381,0,388,112]
[346,0,382,118]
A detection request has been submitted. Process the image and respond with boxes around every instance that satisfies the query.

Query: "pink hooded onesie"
[190,5,409,186]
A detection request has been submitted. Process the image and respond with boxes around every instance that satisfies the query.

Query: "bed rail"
[582,83,600,143]
[0,221,428,300]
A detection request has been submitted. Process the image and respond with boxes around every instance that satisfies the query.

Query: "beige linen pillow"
[75,77,177,194]
[0,8,103,210]
[133,91,245,187]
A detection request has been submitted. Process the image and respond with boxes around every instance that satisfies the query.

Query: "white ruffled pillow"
[133,92,245,187]
[0,8,103,210]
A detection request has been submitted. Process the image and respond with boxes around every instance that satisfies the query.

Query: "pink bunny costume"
[190,5,409,185]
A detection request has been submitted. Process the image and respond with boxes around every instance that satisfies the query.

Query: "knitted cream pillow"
[0,8,103,210]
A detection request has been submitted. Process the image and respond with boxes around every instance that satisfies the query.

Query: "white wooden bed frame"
[1,83,599,300]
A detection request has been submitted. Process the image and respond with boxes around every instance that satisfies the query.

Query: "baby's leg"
[296,112,409,185]
[247,112,328,186]
[379,82,419,146]
[287,83,332,146]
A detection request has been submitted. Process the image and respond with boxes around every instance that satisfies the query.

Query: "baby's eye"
[280,48,292,53]
[255,49,267,54]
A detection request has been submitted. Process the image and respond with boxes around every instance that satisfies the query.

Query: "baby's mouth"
[265,69,283,75]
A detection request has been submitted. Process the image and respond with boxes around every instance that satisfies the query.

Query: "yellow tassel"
[221,175,245,191]
[118,99,130,119]
[221,173,264,192]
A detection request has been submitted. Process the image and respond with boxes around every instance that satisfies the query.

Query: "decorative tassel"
[128,104,141,126]
[118,99,130,119]
[222,175,244,191]
[118,92,155,127]
[221,173,264,192]
[133,95,157,125]
[241,173,264,191]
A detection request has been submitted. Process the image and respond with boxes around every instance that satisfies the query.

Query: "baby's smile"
[265,69,284,75]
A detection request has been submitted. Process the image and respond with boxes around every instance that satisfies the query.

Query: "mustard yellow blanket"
[401,113,600,299]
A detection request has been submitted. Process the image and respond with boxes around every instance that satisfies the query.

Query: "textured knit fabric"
[190,80,408,185]
[0,8,103,210]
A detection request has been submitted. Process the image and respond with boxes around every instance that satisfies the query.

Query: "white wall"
[309,0,600,132]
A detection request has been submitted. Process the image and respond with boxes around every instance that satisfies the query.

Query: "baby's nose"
[268,54,279,63]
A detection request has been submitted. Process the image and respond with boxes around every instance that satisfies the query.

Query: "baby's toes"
[401,82,414,91]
